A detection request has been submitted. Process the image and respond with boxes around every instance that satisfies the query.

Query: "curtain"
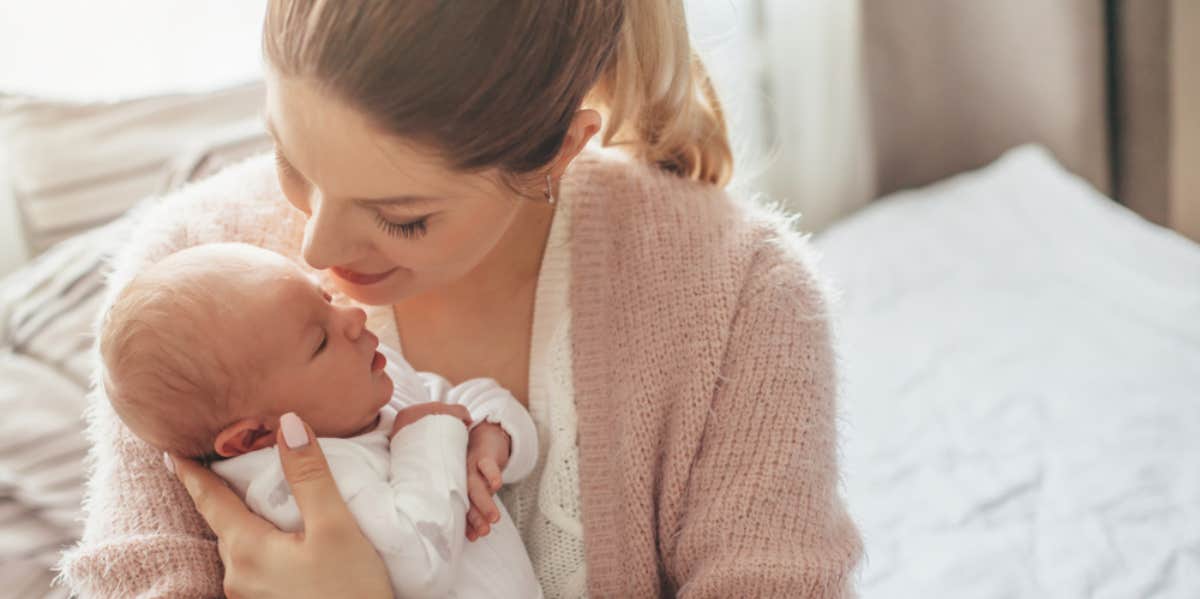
[688,0,873,231]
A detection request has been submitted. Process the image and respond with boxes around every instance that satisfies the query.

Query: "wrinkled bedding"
[818,146,1200,598]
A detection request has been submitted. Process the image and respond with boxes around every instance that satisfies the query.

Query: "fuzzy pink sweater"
[58,147,861,598]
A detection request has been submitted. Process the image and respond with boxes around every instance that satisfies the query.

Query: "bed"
[834,4,1200,593]
[818,146,1200,597]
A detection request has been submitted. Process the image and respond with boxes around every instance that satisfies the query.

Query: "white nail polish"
[281,412,309,449]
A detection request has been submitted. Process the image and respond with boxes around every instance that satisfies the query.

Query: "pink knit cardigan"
[58,147,862,598]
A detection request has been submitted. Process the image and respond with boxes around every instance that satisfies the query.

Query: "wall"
[1171,0,1200,242]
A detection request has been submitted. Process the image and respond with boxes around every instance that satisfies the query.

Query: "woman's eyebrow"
[358,196,442,208]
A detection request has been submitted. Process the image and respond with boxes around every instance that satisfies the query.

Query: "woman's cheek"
[435,220,493,265]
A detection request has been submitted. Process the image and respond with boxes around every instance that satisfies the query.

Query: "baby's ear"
[214,418,276,457]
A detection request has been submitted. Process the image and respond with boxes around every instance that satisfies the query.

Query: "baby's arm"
[422,375,539,485]
[379,344,538,484]
[355,414,470,598]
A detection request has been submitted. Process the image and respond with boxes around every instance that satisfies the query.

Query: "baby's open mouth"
[371,350,386,372]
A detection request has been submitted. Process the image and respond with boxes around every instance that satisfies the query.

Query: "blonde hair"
[99,255,252,458]
[262,0,732,187]
[588,1,733,186]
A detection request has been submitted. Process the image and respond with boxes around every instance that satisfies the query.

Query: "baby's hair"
[100,247,261,458]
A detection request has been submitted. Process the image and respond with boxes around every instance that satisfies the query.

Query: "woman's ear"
[214,418,277,457]
[550,109,603,179]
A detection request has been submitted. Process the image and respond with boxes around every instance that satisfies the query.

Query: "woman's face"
[263,69,532,306]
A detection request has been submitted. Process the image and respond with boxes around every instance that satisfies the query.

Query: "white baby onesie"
[212,346,542,599]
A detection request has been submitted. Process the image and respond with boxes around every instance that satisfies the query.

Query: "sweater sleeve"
[57,393,223,599]
[665,249,863,598]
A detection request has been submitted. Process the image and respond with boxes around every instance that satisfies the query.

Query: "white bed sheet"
[817,145,1200,598]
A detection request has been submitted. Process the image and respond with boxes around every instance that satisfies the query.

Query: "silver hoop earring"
[544,174,556,204]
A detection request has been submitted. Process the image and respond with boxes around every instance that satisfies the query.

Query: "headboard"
[861,0,1198,241]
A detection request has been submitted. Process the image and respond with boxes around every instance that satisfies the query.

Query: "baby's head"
[100,243,394,459]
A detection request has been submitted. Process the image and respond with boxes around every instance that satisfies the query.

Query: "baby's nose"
[344,307,367,339]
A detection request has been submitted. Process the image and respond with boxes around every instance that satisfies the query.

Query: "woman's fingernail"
[163,452,174,474]
[281,412,309,449]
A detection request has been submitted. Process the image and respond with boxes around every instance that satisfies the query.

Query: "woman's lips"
[331,266,398,286]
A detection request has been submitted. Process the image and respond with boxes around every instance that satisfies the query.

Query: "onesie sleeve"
[359,414,471,598]
[426,375,539,485]
[377,344,539,484]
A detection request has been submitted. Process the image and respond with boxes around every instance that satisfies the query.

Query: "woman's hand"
[168,412,392,599]
[464,421,511,541]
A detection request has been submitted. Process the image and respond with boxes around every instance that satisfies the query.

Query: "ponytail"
[589,0,733,187]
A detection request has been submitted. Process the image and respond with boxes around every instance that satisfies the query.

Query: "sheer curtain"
[0,0,266,101]
[687,0,872,231]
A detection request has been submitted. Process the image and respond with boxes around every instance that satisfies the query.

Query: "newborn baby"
[99,242,542,599]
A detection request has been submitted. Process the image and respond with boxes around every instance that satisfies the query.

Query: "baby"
[99,242,542,599]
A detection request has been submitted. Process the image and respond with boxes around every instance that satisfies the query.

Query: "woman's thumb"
[276,412,354,533]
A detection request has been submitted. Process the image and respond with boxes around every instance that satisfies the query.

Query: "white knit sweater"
[497,186,587,598]
[364,188,586,598]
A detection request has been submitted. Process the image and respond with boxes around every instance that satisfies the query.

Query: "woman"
[61,1,861,597]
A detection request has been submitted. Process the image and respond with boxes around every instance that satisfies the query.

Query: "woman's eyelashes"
[274,150,300,180]
[374,212,429,239]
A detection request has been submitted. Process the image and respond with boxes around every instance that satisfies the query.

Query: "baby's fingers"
[467,472,500,525]
[477,457,502,492]
[466,505,490,540]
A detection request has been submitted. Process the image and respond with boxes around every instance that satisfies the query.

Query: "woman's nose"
[301,197,353,271]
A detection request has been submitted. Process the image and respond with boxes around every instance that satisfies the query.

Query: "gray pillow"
[0,81,266,256]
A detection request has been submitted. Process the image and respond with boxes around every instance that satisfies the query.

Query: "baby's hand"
[465,421,511,542]
[391,403,472,438]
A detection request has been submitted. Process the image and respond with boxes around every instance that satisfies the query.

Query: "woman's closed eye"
[274,149,303,182]
[374,212,429,239]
